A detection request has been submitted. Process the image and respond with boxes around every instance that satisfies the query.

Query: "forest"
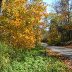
[42,0,72,46]
[0,0,72,72]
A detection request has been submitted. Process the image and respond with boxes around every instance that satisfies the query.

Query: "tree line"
[43,0,72,45]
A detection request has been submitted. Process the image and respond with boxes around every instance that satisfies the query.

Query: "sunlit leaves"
[0,0,47,48]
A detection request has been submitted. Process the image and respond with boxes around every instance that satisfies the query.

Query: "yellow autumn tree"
[0,0,47,48]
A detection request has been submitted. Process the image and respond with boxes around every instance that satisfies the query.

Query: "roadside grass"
[0,42,71,72]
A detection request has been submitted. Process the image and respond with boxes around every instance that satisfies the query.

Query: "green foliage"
[0,42,11,72]
[48,23,61,45]
[0,42,71,72]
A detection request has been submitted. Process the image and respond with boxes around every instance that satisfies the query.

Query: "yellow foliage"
[0,0,47,48]
[64,24,72,30]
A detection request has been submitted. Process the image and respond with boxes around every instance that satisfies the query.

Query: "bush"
[0,42,11,72]
[0,42,70,72]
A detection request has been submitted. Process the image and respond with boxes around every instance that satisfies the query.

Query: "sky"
[43,0,57,31]
[43,0,57,13]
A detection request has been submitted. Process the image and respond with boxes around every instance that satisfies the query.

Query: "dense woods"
[0,0,71,46]
[43,0,72,45]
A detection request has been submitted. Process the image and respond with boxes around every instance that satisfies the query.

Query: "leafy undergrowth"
[0,42,71,72]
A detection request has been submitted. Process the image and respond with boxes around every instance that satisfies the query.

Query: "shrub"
[0,42,70,72]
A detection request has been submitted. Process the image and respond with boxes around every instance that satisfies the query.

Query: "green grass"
[0,42,71,72]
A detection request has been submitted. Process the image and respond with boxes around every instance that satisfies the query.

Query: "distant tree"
[51,0,72,43]
[47,18,61,45]
[53,0,72,25]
